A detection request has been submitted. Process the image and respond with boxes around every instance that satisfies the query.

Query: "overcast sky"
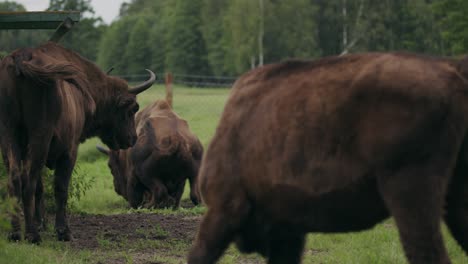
[13,0,130,24]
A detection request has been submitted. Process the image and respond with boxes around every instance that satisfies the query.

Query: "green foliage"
[97,15,139,74]
[48,0,105,61]
[221,0,261,74]
[0,0,25,11]
[48,0,95,15]
[165,0,210,75]
[265,0,321,61]
[0,51,8,59]
[3,0,468,77]
[432,0,468,55]
[0,158,13,249]
[0,1,49,54]
[201,0,230,76]
[0,155,94,220]
[42,165,95,213]
[354,0,441,53]
[125,15,152,74]
[149,0,173,74]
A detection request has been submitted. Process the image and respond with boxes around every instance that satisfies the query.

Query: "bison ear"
[96,145,110,155]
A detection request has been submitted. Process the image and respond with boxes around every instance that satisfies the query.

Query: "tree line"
[1,0,467,77]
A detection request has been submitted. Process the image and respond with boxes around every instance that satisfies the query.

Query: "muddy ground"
[69,213,200,251]
[45,200,212,264]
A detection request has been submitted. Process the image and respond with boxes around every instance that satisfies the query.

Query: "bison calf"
[98,100,203,209]
[188,52,468,264]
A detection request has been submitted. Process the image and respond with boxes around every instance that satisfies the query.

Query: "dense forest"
[0,0,467,77]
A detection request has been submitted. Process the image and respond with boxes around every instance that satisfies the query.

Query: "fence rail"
[119,73,238,88]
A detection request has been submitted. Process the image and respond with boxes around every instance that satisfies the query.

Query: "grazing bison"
[188,52,468,264]
[97,99,203,209]
[0,42,155,243]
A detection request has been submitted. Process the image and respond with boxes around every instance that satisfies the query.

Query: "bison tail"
[13,49,86,90]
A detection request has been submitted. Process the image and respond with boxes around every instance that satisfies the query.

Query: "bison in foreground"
[0,42,155,243]
[188,52,468,264]
[97,100,203,209]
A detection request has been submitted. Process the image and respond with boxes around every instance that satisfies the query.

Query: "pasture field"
[1,85,468,263]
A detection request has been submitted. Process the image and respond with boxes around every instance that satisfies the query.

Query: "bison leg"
[266,231,305,264]
[188,200,250,264]
[188,160,201,206]
[4,144,23,241]
[34,177,46,231]
[22,138,53,244]
[126,176,145,208]
[378,164,452,264]
[54,154,75,241]
[444,158,468,254]
[137,173,174,208]
[172,180,186,209]
[35,176,47,231]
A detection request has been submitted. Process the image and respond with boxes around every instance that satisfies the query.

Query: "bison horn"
[128,69,156,94]
[96,145,110,155]
[106,67,114,75]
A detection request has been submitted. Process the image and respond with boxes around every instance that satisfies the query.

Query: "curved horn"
[129,69,156,94]
[106,67,114,75]
[96,145,110,155]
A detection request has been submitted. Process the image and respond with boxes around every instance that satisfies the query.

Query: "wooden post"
[165,72,173,108]
[49,17,75,43]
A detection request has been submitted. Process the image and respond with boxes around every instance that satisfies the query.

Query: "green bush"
[42,165,95,213]
[0,156,95,216]
[0,50,7,59]
[0,157,12,247]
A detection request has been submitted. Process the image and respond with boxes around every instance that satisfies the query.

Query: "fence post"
[165,72,173,108]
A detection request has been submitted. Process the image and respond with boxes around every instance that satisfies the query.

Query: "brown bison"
[188,52,468,264]
[0,42,155,243]
[97,100,203,209]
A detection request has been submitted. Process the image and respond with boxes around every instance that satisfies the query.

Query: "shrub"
[42,164,95,213]
[0,157,12,247]
[0,156,95,216]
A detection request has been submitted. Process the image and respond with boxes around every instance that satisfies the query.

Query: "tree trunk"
[258,0,264,67]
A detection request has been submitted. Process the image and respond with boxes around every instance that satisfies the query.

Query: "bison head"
[98,70,156,150]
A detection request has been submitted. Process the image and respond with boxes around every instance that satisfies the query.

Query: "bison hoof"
[191,196,200,206]
[56,227,73,241]
[25,232,41,244]
[7,231,22,242]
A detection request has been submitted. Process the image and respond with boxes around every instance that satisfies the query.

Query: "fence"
[119,72,238,88]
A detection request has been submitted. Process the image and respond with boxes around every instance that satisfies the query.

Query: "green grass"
[0,242,91,264]
[1,85,468,263]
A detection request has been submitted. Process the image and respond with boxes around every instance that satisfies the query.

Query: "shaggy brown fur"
[188,52,468,264]
[98,100,203,209]
[0,42,154,243]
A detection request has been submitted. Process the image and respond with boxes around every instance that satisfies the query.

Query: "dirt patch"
[40,202,262,263]
[68,212,201,251]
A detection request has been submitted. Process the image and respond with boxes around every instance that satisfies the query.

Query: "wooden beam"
[0,11,80,30]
